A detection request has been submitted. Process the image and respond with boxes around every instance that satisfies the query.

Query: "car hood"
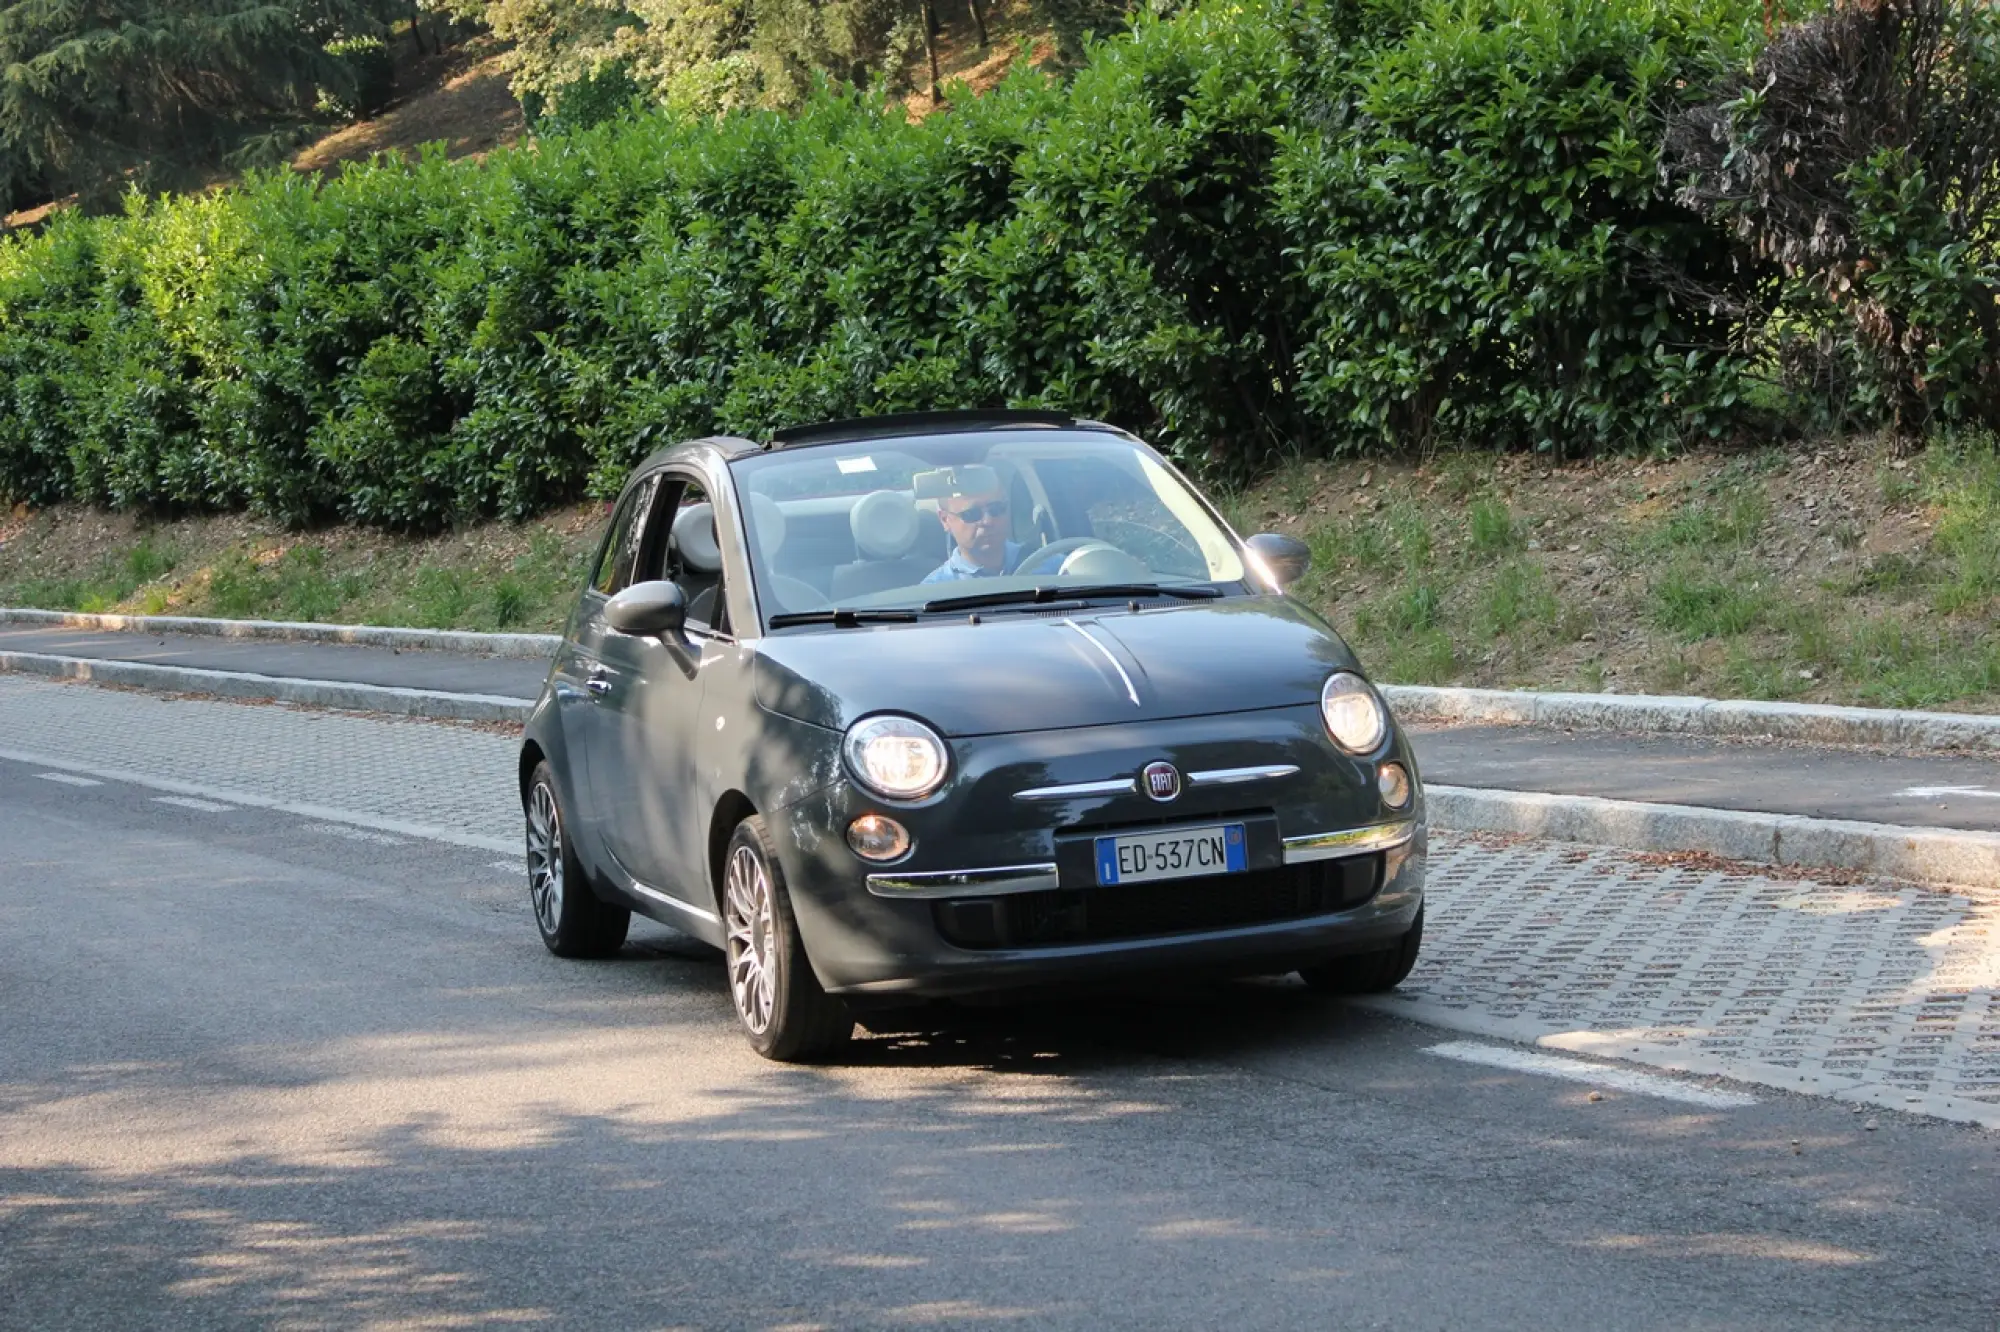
[753,596,1363,737]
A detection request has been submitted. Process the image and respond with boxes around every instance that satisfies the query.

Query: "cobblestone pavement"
[1379,839,2000,1126]
[0,675,518,848]
[4,674,1995,1127]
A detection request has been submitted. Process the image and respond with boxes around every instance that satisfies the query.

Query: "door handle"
[586,667,614,696]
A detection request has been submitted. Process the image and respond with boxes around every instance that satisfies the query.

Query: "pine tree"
[0,0,396,209]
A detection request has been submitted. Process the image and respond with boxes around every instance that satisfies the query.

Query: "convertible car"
[518,410,1426,1060]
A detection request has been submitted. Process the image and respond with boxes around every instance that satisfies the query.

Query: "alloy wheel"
[527,782,565,935]
[724,843,778,1034]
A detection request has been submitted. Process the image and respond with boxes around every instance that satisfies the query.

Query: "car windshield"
[726,429,1251,628]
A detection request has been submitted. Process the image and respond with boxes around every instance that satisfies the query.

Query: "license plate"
[1094,823,1247,886]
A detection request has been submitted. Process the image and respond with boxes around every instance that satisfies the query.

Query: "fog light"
[1377,762,1413,810]
[847,814,912,862]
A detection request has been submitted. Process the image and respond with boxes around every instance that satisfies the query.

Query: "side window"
[664,479,729,635]
[592,474,663,597]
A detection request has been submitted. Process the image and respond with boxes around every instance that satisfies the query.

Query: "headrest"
[850,489,921,560]
[748,491,787,561]
[912,464,1001,502]
[672,503,721,574]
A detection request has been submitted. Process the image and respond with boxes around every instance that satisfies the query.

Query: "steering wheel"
[1013,537,1121,577]
[765,575,828,615]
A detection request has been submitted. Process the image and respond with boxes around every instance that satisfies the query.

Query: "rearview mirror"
[605,580,687,637]
[1245,532,1312,590]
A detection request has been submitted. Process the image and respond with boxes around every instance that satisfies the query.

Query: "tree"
[0,0,403,210]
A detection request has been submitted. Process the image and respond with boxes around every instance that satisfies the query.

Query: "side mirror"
[1245,533,1312,590]
[604,580,687,638]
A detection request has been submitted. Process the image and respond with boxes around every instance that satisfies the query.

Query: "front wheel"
[722,815,852,1062]
[1298,908,1423,995]
[525,762,630,959]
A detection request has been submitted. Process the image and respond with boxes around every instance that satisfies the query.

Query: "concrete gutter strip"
[0,651,530,724]
[1427,783,2000,892]
[0,607,561,660]
[1384,683,2000,754]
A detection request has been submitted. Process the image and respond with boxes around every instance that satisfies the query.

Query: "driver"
[923,483,1022,583]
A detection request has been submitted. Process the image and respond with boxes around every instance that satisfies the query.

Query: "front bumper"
[770,704,1427,997]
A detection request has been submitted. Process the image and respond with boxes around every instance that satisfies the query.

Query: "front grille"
[934,854,1381,950]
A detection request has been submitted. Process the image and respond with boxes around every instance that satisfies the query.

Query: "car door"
[560,471,663,853]
[591,470,731,907]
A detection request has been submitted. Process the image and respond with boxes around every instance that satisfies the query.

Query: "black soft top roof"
[767,409,1120,449]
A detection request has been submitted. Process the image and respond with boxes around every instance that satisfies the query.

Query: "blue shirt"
[922,540,1023,584]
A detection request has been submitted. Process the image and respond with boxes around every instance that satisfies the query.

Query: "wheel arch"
[518,740,548,807]
[707,789,758,914]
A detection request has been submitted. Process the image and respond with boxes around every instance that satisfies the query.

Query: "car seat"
[831,490,945,601]
[670,502,724,627]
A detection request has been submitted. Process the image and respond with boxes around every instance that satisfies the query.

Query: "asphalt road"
[1413,722,2000,833]
[4,759,1995,1330]
[0,623,548,698]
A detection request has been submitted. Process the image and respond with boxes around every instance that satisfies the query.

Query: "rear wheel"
[722,815,852,1062]
[1298,908,1423,995]
[525,762,630,959]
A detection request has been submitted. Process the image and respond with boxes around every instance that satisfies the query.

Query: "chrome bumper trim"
[1188,763,1301,787]
[865,862,1062,900]
[1014,763,1300,802]
[1013,778,1137,802]
[1282,820,1418,864]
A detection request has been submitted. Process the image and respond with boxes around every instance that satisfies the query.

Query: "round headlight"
[842,715,949,801]
[1321,672,1388,754]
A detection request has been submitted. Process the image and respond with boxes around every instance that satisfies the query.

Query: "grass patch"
[1481,560,1559,638]
[1384,502,1434,571]
[1922,433,2000,615]
[1304,515,1391,574]
[1467,497,1518,554]
[1377,629,1458,684]
[1839,616,2000,708]
[1651,488,1770,552]
[1356,580,1443,636]
[1650,563,1766,640]
[0,506,606,632]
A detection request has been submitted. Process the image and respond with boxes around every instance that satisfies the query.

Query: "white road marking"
[37,772,102,787]
[303,823,407,846]
[152,796,237,813]
[490,860,521,875]
[1425,1041,1758,1109]
[0,746,514,854]
[1897,785,2000,801]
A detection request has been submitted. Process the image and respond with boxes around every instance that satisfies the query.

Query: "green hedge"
[0,0,1773,530]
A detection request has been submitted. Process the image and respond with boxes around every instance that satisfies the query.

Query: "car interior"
[733,450,1071,605]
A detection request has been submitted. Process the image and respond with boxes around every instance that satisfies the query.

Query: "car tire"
[1297,908,1423,995]
[722,815,853,1062]
[525,762,631,959]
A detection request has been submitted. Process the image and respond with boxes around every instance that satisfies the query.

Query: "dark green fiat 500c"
[518,411,1426,1060]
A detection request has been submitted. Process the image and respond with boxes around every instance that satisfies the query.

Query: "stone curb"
[1427,783,2000,892]
[0,607,561,660]
[1385,683,2000,754]
[0,651,530,724]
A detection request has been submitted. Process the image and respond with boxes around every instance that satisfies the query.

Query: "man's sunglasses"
[944,499,1009,523]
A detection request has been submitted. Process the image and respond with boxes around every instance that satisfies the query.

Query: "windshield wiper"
[767,608,921,629]
[922,583,1224,613]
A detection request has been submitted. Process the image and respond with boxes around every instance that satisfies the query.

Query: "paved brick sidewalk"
[3,675,1994,1125]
